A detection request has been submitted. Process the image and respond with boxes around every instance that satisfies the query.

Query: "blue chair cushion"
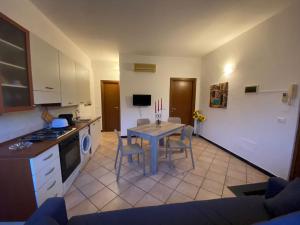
[265,177,288,199]
[28,216,59,225]
[253,211,300,225]
[264,178,300,217]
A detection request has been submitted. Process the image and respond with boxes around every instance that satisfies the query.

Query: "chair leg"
[185,148,188,158]
[117,154,123,182]
[190,147,195,169]
[137,153,140,164]
[168,148,173,168]
[141,138,143,148]
[114,148,119,169]
[142,152,146,175]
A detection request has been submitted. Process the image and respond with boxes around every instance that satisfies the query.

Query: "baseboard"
[198,135,275,178]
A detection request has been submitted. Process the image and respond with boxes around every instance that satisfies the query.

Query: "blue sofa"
[25,177,300,225]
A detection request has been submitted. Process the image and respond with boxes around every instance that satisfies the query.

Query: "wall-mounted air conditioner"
[134,63,156,72]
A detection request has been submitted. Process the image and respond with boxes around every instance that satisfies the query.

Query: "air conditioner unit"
[134,63,156,72]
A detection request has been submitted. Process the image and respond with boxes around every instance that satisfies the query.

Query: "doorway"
[290,114,300,180]
[101,80,120,131]
[169,78,196,126]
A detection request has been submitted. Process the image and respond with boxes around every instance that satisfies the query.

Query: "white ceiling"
[30,0,293,61]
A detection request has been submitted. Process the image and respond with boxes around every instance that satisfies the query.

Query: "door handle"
[113,106,119,109]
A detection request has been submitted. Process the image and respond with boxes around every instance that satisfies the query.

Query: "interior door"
[169,78,196,126]
[101,81,120,131]
[290,114,300,180]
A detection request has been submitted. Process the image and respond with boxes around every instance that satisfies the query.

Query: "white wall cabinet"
[90,118,101,155]
[76,64,91,105]
[59,53,78,106]
[30,33,61,104]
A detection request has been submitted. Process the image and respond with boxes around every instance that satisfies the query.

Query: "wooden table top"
[128,122,185,137]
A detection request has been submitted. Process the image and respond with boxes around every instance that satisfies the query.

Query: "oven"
[59,132,81,183]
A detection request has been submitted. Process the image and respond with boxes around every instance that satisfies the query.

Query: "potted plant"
[192,110,206,135]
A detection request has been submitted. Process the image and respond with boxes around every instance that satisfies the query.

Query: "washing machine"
[79,127,92,170]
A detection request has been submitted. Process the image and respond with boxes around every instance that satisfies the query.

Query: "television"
[133,94,151,106]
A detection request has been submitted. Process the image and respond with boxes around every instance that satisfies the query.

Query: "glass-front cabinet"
[0,13,33,113]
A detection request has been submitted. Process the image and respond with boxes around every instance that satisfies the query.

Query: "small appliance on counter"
[59,114,75,126]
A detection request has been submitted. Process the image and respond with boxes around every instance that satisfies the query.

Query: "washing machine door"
[81,134,92,155]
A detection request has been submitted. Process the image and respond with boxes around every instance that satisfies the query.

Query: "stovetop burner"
[22,127,76,142]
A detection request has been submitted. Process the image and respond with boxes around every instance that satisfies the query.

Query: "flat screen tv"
[133,94,151,106]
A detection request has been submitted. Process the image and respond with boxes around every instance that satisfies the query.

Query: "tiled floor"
[65,132,269,218]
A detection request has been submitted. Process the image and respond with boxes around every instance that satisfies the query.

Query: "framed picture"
[209,82,228,108]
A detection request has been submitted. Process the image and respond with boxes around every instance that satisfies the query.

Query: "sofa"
[25,177,300,225]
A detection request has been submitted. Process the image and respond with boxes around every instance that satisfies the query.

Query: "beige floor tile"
[183,173,203,187]
[65,185,77,195]
[202,178,224,195]
[67,199,98,218]
[228,163,246,174]
[134,177,157,192]
[122,170,144,183]
[107,178,132,194]
[64,189,86,210]
[73,173,96,188]
[90,166,110,180]
[225,176,247,186]
[151,171,166,181]
[98,172,117,186]
[176,181,199,199]
[206,170,226,184]
[149,183,173,202]
[159,174,181,189]
[167,191,193,204]
[135,194,163,207]
[190,166,208,177]
[196,188,221,200]
[101,197,132,212]
[89,187,117,210]
[227,169,246,181]
[211,159,229,168]
[208,164,228,175]
[78,180,105,197]
[120,186,146,205]
[83,160,101,172]
[222,187,236,198]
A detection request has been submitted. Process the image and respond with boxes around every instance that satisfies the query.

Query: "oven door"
[59,133,81,183]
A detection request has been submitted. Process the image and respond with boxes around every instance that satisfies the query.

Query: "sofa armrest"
[25,197,68,225]
[265,177,288,199]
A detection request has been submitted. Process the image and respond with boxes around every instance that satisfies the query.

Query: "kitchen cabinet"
[76,63,91,105]
[0,13,33,113]
[30,33,61,104]
[59,52,78,106]
[90,118,101,155]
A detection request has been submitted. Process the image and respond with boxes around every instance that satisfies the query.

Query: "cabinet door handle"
[43,153,53,161]
[47,180,56,191]
[45,167,55,176]
[45,86,54,90]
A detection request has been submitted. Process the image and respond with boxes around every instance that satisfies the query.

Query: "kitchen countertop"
[0,116,101,159]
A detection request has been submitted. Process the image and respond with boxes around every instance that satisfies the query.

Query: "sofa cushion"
[68,196,270,225]
[264,178,300,217]
[265,177,288,199]
[28,216,59,225]
[252,211,300,225]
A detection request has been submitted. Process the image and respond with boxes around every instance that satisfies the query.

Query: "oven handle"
[47,180,56,191]
[45,167,55,176]
[43,153,53,161]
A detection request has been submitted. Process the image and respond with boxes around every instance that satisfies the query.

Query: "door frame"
[100,80,120,131]
[169,77,196,125]
[290,113,300,180]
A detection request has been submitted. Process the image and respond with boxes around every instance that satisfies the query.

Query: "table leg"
[150,137,158,174]
[127,131,133,163]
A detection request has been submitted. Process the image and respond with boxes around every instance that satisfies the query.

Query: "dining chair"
[166,125,195,169]
[136,118,150,147]
[114,129,146,181]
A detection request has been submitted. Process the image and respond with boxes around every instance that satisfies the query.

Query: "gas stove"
[22,127,76,142]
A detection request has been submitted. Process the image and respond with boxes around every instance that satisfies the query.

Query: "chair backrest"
[168,117,181,124]
[137,118,150,127]
[114,129,123,149]
[182,125,194,143]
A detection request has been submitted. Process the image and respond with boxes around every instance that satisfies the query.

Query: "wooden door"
[169,78,196,126]
[290,114,300,180]
[101,80,120,131]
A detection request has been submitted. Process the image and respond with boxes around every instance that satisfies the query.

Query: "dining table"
[127,122,185,174]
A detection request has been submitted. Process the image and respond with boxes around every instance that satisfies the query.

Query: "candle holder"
[155,112,162,127]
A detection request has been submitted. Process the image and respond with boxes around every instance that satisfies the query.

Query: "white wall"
[120,54,201,136]
[199,2,300,179]
[0,0,92,143]
[91,60,120,129]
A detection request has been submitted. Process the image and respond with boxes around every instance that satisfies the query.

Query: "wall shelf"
[0,60,26,70]
[0,38,24,51]
[1,83,28,89]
